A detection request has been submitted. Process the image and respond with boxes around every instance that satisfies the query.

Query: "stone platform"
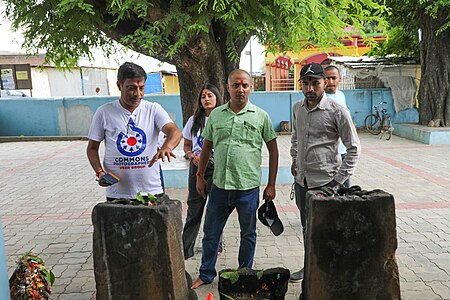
[394,123,450,145]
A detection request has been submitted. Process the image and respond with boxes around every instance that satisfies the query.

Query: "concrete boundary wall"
[0,89,418,136]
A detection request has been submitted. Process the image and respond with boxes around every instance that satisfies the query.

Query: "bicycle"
[364,101,394,140]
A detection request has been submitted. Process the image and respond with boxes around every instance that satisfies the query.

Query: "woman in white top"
[182,84,223,260]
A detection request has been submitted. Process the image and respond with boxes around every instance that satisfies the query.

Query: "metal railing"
[271,78,295,91]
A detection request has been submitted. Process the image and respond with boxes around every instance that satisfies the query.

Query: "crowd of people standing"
[86,61,360,294]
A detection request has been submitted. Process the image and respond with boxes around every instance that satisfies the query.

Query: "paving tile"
[1,134,450,299]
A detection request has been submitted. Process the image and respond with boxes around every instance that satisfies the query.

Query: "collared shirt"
[290,95,361,188]
[327,90,348,155]
[202,102,277,190]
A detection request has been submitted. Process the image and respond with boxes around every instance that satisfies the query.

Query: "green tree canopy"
[3,0,388,121]
[371,0,450,126]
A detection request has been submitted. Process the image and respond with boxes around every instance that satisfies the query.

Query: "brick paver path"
[1,133,449,299]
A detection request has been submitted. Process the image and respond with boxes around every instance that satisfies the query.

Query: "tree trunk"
[175,23,247,124]
[175,32,238,124]
[418,7,450,127]
[93,7,248,126]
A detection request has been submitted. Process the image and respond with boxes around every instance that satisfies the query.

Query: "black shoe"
[289,268,304,283]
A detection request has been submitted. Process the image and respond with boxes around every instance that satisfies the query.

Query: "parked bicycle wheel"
[364,114,381,135]
[384,116,393,140]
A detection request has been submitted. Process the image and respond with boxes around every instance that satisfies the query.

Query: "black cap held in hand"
[299,63,326,81]
[258,201,284,236]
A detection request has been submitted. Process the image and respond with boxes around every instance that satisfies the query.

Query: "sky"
[0,12,266,74]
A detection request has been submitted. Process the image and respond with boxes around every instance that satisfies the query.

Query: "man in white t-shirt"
[325,65,350,188]
[86,62,182,200]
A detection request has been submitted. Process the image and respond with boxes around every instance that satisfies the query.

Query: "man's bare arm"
[263,138,279,201]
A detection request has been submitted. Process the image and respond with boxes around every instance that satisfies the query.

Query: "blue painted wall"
[0,89,418,136]
[343,89,419,127]
[0,98,62,136]
[250,91,298,131]
[154,95,184,130]
[144,73,163,94]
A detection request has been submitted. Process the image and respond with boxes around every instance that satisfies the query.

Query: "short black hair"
[324,65,341,76]
[117,62,147,83]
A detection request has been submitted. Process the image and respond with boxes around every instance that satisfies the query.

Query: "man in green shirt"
[191,69,279,289]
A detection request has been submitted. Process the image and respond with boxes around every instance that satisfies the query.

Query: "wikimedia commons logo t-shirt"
[88,100,172,198]
[113,116,151,171]
[117,116,147,156]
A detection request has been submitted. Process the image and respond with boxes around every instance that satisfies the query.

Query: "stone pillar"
[265,60,271,91]
[281,62,287,90]
[271,63,277,90]
[293,59,300,91]
[92,197,191,300]
[304,188,400,300]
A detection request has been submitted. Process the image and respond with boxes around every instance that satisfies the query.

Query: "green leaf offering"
[136,191,158,205]
[220,270,239,284]
[257,269,264,280]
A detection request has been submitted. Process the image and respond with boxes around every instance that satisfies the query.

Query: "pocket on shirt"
[243,121,259,141]
[215,124,231,141]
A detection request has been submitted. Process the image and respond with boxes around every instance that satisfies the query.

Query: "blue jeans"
[199,185,259,283]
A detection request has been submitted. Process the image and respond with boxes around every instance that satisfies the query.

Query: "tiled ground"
[1,133,449,299]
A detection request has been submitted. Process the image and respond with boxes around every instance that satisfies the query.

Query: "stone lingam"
[92,194,196,300]
[303,187,400,300]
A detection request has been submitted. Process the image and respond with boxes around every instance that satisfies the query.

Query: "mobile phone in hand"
[99,172,120,186]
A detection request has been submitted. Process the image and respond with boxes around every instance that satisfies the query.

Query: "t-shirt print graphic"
[116,116,147,156]
[196,135,204,150]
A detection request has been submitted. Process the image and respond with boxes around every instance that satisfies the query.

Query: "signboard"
[1,68,15,90]
[16,71,29,80]
[0,64,32,90]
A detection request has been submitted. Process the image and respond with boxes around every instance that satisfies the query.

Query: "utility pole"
[249,38,253,78]
[244,38,253,89]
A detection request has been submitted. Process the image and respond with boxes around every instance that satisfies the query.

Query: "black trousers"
[294,178,336,299]
[182,160,223,259]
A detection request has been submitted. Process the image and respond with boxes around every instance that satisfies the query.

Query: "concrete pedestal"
[304,188,400,300]
[92,197,191,300]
